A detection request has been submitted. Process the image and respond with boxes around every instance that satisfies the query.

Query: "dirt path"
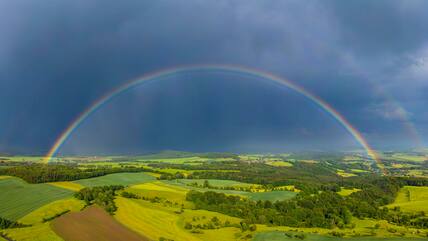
[52,206,150,241]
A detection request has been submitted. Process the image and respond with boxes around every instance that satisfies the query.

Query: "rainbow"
[44,64,382,171]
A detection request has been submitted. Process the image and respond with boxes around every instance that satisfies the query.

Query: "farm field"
[337,188,361,196]
[49,181,84,191]
[114,197,242,241]
[73,172,156,187]
[165,180,298,202]
[265,160,293,167]
[126,181,192,206]
[386,186,428,213]
[2,223,63,241]
[52,205,148,241]
[246,191,297,202]
[18,198,85,224]
[0,178,73,220]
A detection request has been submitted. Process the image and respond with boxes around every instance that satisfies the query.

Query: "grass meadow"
[386,186,428,213]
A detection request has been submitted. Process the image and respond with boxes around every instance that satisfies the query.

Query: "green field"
[73,172,156,187]
[253,231,428,241]
[0,178,73,220]
[247,191,297,202]
[338,188,361,196]
[164,180,296,202]
[386,186,428,213]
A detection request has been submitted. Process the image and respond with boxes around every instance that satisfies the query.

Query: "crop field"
[164,180,297,202]
[265,160,293,167]
[114,197,242,241]
[115,197,201,241]
[387,186,428,213]
[19,198,84,224]
[0,178,73,220]
[2,223,63,241]
[48,181,84,191]
[246,191,296,202]
[73,172,156,187]
[126,181,192,206]
[52,205,148,241]
[336,170,357,177]
[338,188,361,196]
[381,153,428,163]
[253,231,428,241]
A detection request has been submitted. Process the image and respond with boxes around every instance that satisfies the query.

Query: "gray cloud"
[1,0,427,153]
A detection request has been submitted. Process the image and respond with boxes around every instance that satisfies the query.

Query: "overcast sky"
[1,0,427,154]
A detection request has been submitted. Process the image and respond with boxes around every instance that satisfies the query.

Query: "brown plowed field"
[52,205,150,241]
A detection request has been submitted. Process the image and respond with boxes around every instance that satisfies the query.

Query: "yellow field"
[265,161,293,167]
[127,181,192,206]
[19,198,85,225]
[300,160,318,164]
[392,153,427,162]
[48,181,84,191]
[257,217,424,238]
[115,197,200,241]
[350,169,369,173]
[338,188,361,196]
[336,170,357,177]
[0,175,12,180]
[387,186,428,213]
[2,223,62,241]
[115,197,243,241]
[145,172,162,178]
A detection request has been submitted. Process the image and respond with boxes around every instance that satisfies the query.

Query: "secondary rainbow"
[44,64,382,170]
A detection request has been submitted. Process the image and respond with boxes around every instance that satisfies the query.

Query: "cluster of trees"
[184,216,256,236]
[186,177,428,230]
[0,217,28,229]
[74,185,124,214]
[386,208,428,228]
[158,172,186,180]
[0,164,152,183]
[186,190,353,229]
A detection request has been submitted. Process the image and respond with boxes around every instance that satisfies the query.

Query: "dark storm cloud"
[1,0,427,153]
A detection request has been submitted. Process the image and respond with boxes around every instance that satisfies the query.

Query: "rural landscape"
[1,150,428,240]
[2,0,428,241]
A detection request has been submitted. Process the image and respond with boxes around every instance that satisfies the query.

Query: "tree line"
[0,164,153,183]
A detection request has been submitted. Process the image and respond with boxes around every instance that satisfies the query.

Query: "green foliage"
[41,210,70,223]
[0,217,28,229]
[74,185,124,214]
[186,190,352,229]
